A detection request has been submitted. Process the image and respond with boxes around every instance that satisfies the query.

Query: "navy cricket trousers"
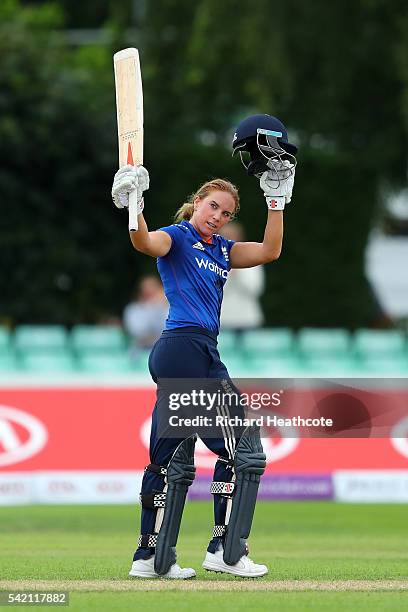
[134,327,244,560]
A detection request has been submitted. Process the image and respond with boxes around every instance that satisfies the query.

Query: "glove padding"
[111,164,149,213]
[260,160,295,210]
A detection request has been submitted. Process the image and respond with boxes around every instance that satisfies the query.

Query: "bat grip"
[128,189,139,231]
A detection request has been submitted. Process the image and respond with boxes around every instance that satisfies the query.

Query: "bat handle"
[128,189,139,231]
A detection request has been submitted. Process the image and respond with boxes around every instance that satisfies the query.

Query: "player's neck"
[189,219,212,244]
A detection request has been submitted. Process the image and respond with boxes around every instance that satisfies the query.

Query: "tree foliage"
[1,0,408,327]
[0,1,124,324]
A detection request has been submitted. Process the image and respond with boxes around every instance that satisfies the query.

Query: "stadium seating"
[0,325,406,376]
[133,349,151,372]
[218,354,248,377]
[296,328,354,376]
[300,356,358,377]
[356,357,408,375]
[14,325,69,354]
[70,325,127,356]
[77,353,135,373]
[247,355,305,377]
[217,330,239,357]
[19,352,77,372]
[241,328,294,357]
[353,329,406,358]
[0,354,18,371]
[353,329,408,375]
[0,327,11,356]
[297,328,350,358]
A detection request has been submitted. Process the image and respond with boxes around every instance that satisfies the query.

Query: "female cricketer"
[111,114,297,579]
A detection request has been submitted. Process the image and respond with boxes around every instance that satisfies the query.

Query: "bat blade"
[113,47,144,231]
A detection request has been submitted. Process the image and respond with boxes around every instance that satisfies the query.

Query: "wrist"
[265,195,285,210]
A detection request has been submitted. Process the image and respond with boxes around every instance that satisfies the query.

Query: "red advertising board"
[0,387,407,473]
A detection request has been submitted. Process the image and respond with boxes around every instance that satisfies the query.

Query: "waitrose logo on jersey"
[195,257,228,279]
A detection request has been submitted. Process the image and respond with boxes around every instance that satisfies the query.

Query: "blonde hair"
[174,178,240,223]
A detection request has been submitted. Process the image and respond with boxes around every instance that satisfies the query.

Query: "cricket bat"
[113,48,144,231]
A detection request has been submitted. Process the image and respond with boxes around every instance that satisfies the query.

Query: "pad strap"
[140,491,167,508]
[210,481,235,496]
[138,533,158,548]
[145,464,167,477]
[212,524,226,538]
[212,525,249,555]
[216,456,234,467]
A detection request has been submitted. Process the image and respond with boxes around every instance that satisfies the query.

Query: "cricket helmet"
[232,114,298,177]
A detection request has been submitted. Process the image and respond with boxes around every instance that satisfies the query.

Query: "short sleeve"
[158,224,187,253]
[224,238,235,255]
[218,235,235,270]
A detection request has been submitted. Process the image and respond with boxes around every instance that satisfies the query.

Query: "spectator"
[220,222,265,341]
[123,275,168,354]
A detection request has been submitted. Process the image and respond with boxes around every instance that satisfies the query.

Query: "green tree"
[0,0,138,324]
[2,0,408,328]
[141,0,408,327]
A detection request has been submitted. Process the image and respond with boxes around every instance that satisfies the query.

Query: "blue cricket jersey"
[157,220,235,334]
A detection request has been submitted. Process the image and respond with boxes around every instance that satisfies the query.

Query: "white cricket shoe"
[129,556,196,579]
[202,545,268,578]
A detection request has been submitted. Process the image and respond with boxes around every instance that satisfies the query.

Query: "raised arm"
[112,164,171,258]
[230,159,295,269]
[230,211,283,268]
[129,214,171,257]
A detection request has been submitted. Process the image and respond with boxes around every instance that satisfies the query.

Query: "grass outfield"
[0,502,407,610]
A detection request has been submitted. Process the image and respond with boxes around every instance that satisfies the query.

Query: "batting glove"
[259,160,295,210]
[111,165,149,214]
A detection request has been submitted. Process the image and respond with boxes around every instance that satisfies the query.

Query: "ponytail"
[174,202,195,222]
